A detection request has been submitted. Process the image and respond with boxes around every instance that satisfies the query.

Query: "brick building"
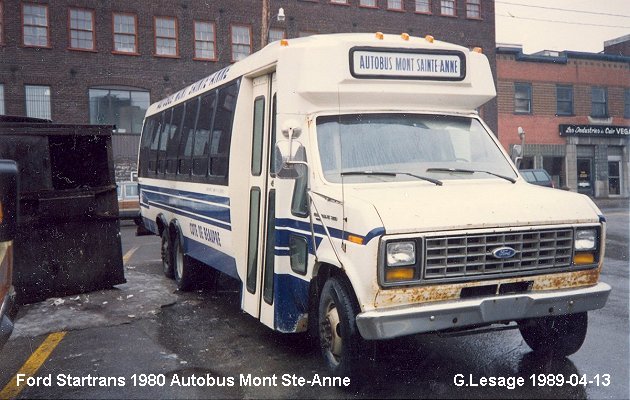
[497,37,630,198]
[0,0,497,180]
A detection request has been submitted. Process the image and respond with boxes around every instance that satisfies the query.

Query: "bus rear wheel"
[173,233,197,291]
[318,276,364,379]
[518,312,588,357]
[161,229,174,279]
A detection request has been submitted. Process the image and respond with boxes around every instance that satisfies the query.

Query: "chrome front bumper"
[356,282,611,340]
[0,286,15,348]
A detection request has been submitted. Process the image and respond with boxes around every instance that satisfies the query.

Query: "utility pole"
[261,0,270,48]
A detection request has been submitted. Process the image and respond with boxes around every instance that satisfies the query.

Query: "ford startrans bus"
[137,33,610,378]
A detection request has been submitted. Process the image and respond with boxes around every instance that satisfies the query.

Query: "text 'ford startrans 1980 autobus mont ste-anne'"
[137,33,611,378]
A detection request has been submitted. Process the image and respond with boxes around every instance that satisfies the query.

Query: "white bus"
[138,33,610,378]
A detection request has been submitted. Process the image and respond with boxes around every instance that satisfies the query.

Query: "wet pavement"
[0,201,628,399]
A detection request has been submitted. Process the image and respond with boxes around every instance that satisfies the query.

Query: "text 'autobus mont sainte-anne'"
[137,33,610,378]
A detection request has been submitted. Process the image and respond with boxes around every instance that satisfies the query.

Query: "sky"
[495,0,630,54]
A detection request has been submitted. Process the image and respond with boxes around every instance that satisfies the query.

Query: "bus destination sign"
[350,48,466,81]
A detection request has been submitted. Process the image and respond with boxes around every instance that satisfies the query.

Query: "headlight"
[386,241,416,266]
[575,229,597,251]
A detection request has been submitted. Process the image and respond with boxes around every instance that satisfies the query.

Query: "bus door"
[242,73,277,329]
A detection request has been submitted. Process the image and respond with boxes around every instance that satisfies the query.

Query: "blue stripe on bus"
[275,218,384,245]
[142,189,231,225]
[274,273,310,333]
[185,237,239,280]
[140,184,230,206]
[147,200,232,231]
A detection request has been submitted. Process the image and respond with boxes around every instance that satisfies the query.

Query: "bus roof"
[145,33,495,117]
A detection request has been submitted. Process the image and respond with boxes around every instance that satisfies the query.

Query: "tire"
[173,233,197,291]
[518,312,588,357]
[318,276,365,379]
[161,228,174,279]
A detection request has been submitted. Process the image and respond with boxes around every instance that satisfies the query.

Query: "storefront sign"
[559,124,630,137]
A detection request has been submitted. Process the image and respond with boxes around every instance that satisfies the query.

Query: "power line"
[495,1,630,19]
[496,13,630,29]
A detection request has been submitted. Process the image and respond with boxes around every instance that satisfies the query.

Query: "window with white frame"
[268,28,285,43]
[113,13,137,54]
[440,0,456,15]
[465,0,480,18]
[388,0,403,10]
[22,3,49,47]
[69,8,95,50]
[155,17,178,56]
[416,0,431,13]
[194,21,216,60]
[231,25,251,61]
[360,0,377,7]
[0,84,5,115]
[330,0,348,4]
[25,85,51,119]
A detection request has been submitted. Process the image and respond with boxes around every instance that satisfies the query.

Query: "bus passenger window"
[156,109,173,174]
[147,112,165,175]
[208,82,238,183]
[192,91,217,177]
[178,98,199,176]
[166,104,185,175]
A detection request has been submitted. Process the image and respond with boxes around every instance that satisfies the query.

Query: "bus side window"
[209,82,238,184]
[156,109,173,175]
[138,117,155,177]
[148,112,165,176]
[192,91,217,177]
[165,104,185,175]
[178,98,199,177]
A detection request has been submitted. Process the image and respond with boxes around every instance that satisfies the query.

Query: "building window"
[155,17,178,57]
[591,87,608,118]
[465,0,480,18]
[388,0,404,10]
[25,85,51,119]
[69,8,95,50]
[268,28,286,43]
[556,85,573,116]
[415,0,431,13]
[360,0,377,7]
[0,84,5,115]
[514,82,532,114]
[440,0,456,16]
[113,13,138,54]
[299,31,317,37]
[231,25,251,62]
[624,89,630,119]
[89,87,150,134]
[330,0,348,4]
[194,21,216,60]
[22,3,49,47]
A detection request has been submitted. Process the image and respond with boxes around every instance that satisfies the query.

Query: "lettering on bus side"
[189,222,222,247]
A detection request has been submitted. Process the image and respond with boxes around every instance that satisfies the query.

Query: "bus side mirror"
[0,160,19,242]
[274,140,307,179]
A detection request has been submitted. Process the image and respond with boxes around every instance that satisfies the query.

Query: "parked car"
[0,160,18,349]
[520,169,554,188]
[117,181,141,224]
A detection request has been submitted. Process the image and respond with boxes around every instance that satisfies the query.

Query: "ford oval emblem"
[491,246,517,259]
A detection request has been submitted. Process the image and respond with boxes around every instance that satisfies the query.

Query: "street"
[0,203,628,399]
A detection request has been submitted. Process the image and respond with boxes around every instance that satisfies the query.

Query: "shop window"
[69,8,95,51]
[25,85,51,119]
[591,87,608,118]
[514,82,532,114]
[89,87,150,134]
[415,0,431,13]
[155,17,178,57]
[113,13,138,54]
[231,25,251,61]
[22,3,49,47]
[556,85,573,116]
[194,21,216,60]
[441,0,456,16]
[465,0,480,18]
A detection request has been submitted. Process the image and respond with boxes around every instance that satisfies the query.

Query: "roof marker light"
[425,35,434,43]
[375,32,384,40]
[401,33,410,41]
[280,39,289,47]
[473,47,483,53]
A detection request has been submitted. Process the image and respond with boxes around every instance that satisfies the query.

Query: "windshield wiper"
[425,167,516,184]
[341,171,442,186]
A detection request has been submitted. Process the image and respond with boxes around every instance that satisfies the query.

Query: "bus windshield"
[316,113,516,184]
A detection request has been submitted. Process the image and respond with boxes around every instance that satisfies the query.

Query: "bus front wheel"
[518,312,588,357]
[318,276,364,379]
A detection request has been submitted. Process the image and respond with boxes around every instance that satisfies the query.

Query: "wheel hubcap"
[321,302,342,364]
[176,242,184,279]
